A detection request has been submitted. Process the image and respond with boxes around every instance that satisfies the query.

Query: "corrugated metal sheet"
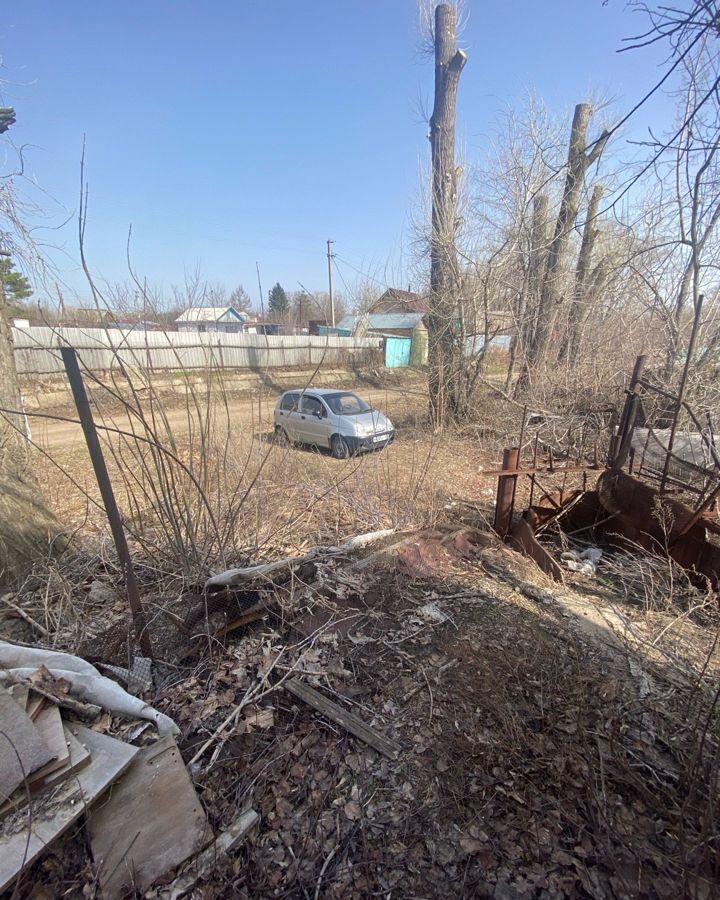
[337,313,424,332]
[12,327,382,375]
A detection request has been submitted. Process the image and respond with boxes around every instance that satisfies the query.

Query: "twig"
[0,595,49,639]
[314,843,338,900]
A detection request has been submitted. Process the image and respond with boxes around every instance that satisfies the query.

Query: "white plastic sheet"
[0,641,178,735]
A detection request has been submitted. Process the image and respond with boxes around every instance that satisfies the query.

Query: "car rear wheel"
[331,435,350,459]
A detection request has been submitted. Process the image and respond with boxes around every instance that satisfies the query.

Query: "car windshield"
[324,392,372,415]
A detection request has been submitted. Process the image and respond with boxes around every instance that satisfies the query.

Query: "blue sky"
[1,1,672,306]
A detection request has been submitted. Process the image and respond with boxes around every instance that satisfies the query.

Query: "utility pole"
[326,239,335,327]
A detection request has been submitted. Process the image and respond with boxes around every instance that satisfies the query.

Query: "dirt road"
[31,385,427,453]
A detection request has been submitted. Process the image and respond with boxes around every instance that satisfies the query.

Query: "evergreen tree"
[0,257,32,309]
[268,282,289,316]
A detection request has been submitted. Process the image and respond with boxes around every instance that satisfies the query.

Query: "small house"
[175,306,249,334]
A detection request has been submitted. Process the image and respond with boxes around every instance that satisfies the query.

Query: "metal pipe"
[672,480,720,542]
[60,347,153,658]
[612,354,646,469]
[493,447,520,538]
[660,294,704,493]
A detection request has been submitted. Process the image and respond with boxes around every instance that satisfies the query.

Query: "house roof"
[370,289,429,314]
[337,312,425,332]
[175,306,246,323]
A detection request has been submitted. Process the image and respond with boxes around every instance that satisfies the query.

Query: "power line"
[332,253,397,293]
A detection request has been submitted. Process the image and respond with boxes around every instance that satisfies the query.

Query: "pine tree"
[0,257,32,315]
[268,282,289,316]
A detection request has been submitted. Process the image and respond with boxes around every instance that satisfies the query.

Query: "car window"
[324,392,371,415]
[281,392,300,412]
[301,395,325,417]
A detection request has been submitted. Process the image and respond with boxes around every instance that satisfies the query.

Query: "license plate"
[372,434,386,443]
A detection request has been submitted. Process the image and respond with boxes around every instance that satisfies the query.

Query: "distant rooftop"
[370,289,429,314]
[337,312,425,332]
[175,306,247,323]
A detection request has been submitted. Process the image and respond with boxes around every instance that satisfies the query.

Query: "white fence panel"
[12,327,383,375]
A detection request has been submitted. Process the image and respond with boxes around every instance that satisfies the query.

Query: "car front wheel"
[331,435,350,459]
[275,425,291,446]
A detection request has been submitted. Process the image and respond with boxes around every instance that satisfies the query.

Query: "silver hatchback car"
[274,389,395,458]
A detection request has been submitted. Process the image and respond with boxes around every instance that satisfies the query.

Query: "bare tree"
[427,2,467,426]
[520,103,609,380]
[0,110,64,577]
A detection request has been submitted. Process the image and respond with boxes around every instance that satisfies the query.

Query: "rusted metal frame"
[644,448,717,482]
[660,294,704,494]
[481,463,604,477]
[613,393,641,471]
[638,379,677,402]
[534,491,585,537]
[529,473,565,510]
[681,401,720,471]
[611,354,646,468]
[61,347,153,658]
[638,386,720,473]
[528,435,539,508]
[671,480,720,543]
[494,447,520,538]
[638,427,652,476]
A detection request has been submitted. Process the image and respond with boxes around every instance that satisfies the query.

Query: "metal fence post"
[494,447,520,538]
[60,347,153,658]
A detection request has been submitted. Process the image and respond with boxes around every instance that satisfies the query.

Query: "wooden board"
[28,704,69,783]
[285,678,401,758]
[0,685,55,803]
[88,734,211,899]
[0,725,91,819]
[7,684,29,709]
[0,724,138,894]
[26,690,48,722]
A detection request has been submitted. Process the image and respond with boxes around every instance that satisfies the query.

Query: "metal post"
[660,295,704,493]
[612,354,646,469]
[60,347,152,658]
[494,447,520,538]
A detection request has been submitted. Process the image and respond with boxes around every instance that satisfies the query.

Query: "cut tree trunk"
[428,2,467,427]
[562,182,603,364]
[521,103,609,380]
[0,279,64,581]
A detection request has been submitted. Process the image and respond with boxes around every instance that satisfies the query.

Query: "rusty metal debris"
[488,353,720,586]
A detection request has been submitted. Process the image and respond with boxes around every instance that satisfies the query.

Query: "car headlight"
[385,419,394,431]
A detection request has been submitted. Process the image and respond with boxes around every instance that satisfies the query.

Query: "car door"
[276,392,301,440]
[299,395,332,447]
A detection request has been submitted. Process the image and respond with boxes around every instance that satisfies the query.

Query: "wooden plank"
[26,690,48,722]
[0,725,91,819]
[28,704,69,782]
[0,685,55,803]
[161,808,259,900]
[0,724,138,894]
[88,734,211,899]
[285,678,400,758]
[7,684,29,709]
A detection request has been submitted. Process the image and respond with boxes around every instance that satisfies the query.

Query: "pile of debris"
[2,524,719,898]
[0,644,257,899]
